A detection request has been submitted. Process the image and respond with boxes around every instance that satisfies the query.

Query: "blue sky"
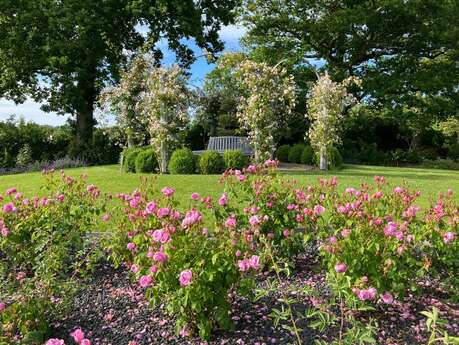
[0,24,246,126]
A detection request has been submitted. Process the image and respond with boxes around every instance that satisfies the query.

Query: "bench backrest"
[207,136,252,155]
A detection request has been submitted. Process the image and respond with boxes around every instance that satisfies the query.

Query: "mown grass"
[0,164,458,207]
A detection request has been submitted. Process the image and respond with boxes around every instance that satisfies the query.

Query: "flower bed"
[1,162,458,344]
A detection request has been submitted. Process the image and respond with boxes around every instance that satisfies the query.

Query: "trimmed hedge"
[288,144,305,163]
[223,150,248,170]
[168,148,196,174]
[199,151,225,174]
[276,145,290,163]
[122,147,143,173]
[135,148,158,173]
[300,145,314,165]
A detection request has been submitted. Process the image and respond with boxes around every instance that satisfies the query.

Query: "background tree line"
[1,0,458,168]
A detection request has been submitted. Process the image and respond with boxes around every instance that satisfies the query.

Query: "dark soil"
[48,256,459,345]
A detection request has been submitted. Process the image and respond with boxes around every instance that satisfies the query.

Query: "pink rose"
[380,292,394,304]
[334,263,347,273]
[130,264,139,273]
[329,236,337,244]
[145,201,157,214]
[238,259,250,272]
[191,192,199,200]
[249,215,261,227]
[161,187,175,197]
[81,340,91,345]
[250,255,260,270]
[153,251,167,263]
[1,227,9,237]
[283,229,290,237]
[225,216,237,228]
[182,209,202,228]
[384,222,398,237]
[443,232,456,244]
[313,205,325,215]
[101,214,110,222]
[179,270,193,287]
[127,242,137,251]
[156,207,170,218]
[340,228,351,238]
[246,165,257,173]
[393,186,403,194]
[2,202,16,213]
[6,187,16,195]
[70,329,85,343]
[218,192,228,206]
[45,339,65,345]
[0,301,5,312]
[129,198,140,209]
[139,275,153,288]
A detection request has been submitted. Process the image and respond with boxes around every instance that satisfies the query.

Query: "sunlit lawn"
[1,164,458,207]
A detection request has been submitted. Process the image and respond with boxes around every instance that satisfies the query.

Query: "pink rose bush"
[103,183,261,340]
[0,171,107,342]
[317,176,458,302]
[218,162,328,262]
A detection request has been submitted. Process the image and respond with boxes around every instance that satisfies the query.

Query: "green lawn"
[0,164,458,207]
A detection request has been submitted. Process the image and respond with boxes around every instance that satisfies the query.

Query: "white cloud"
[0,24,248,127]
[219,24,246,43]
[0,98,70,126]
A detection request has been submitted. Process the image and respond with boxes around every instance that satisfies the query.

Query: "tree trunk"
[319,146,328,170]
[160,140,168,173]
[75,108,94,152]
[75,65,97,154]
[159,106,169,173]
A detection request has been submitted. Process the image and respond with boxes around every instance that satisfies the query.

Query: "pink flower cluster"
[182,209,202,228]
[45,328,91,345]
[352,287,377,301]
[238,255,261,272]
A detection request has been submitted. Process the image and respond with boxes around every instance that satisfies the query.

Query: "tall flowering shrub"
[103,183,259,339]
[306,74,357,169]
[138,65,192,173]
[99,56,150,147]
[0,171,106,343]
[230,60,296,163]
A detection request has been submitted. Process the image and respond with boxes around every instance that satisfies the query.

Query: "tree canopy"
[0,0,241,151]
[241,0,459,141]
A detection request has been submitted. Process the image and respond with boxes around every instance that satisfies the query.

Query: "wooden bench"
[193,136,253,155]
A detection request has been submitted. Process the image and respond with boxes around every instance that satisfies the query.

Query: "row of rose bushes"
[1,162,458,343]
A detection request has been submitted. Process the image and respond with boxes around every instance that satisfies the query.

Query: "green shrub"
[300,145,314,165]
[122,147,142,172]
[223,150,248,170]
[314,146,343,169]
[422,158,459,170]
[135,148,158,173]
[199,151,224,174]
[275,145,290,162]
[168,148,196,174]
[447,143,459,160]
[288,144,305,163]
[16,144,34,166]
